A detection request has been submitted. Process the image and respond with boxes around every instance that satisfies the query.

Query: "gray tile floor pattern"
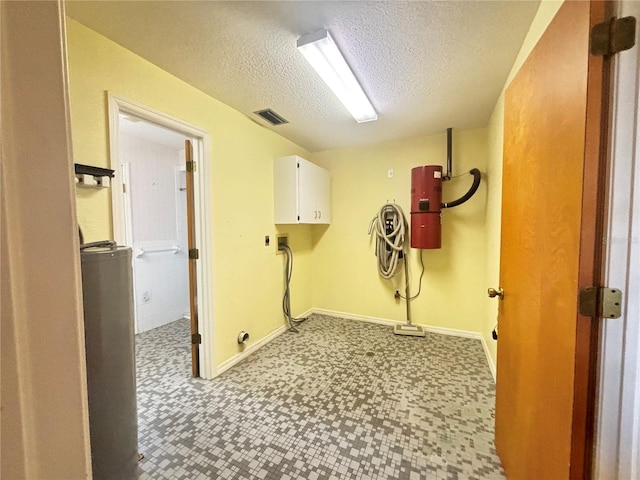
[135,315,505,479]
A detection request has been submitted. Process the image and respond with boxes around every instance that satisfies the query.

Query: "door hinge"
[189,248,199,259]
[186,160,197,172]
[591,16,636,56]
[579,286,623,319]
[191,333,202,345]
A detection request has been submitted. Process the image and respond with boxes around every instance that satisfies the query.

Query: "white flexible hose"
[368,203,408,279]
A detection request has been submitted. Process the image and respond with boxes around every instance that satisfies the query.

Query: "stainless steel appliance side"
[81,246,138,480]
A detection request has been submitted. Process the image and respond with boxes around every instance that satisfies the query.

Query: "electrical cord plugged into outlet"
[277,235,288,252]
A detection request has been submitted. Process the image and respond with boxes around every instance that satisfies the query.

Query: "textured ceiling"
[66,1,540,152]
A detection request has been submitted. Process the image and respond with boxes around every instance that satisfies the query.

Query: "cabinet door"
[315,165,330,224]
[273,156,299,224]
[297,158,317,223]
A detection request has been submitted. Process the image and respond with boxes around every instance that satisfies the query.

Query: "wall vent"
[254,108,289,126]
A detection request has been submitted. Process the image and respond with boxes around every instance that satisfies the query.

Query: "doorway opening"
[119,114,190,335]
[107,93,214,379]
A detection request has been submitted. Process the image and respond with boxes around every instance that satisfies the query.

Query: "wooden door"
[185,139,200,377]
[495,1,610,479]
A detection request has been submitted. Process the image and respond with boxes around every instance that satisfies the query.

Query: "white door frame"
[107,92,215,380]
[594,0,640,477]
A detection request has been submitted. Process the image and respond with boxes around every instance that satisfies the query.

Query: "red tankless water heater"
[411,165,442,249]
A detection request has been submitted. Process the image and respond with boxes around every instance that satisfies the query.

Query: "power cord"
[397,249,425,300]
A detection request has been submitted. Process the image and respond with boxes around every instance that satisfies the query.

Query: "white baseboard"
[297,308,314,320]
[312,308,399,327]
[214,309,313,377]
[212,308,497,383]
[311,308,480,338]
[215,325,288,377]
[480,335,497,382]
[312,308,497,382]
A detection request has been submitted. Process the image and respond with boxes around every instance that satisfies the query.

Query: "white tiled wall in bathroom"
[120,133,189,333]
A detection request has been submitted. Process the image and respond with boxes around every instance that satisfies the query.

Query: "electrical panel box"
[274,155,331,224]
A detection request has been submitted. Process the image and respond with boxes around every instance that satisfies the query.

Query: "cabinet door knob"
[318,210,321,219]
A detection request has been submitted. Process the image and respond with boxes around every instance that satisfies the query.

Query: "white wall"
[176,165,190,318]
[120,132,190,332]
[595,0,640,476]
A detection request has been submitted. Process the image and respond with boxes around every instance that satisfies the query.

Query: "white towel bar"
[135,245,181,258]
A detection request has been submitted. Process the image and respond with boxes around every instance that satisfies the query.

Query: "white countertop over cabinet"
[274,155,331,224]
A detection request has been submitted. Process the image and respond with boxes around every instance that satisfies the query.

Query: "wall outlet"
[142,291,151,304]
[277,234,288,254]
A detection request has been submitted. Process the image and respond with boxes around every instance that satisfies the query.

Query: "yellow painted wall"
[312,0,563,364]
[67,18,313,367]
[483,0,564,366]
[68,0,564,374]
[310,129,488,332]
[484,95,505,368]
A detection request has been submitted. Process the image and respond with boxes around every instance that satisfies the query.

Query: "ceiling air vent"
[254,108,289,126]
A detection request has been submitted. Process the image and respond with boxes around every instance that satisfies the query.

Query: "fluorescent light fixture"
[297,29,377,123]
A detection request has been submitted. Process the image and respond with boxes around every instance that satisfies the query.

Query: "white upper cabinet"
[274,155,331,224]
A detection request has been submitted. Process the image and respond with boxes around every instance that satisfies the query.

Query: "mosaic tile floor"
[135,315,505,479]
